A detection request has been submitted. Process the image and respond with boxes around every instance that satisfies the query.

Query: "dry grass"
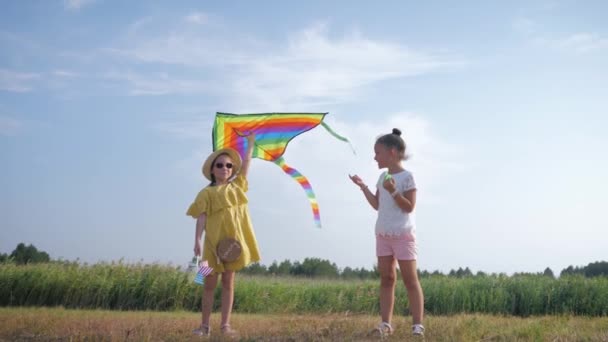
[0,307,607,341]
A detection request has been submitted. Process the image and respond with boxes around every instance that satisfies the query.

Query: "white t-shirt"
[375,169,417,236]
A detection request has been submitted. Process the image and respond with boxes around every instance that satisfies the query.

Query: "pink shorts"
[376,232,418,261]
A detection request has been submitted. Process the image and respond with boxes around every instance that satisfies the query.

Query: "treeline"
[561,262,608,278]
[0,243,50,264]
[240,260,608,280]
[240,258,378,279]
[3,243,608,279]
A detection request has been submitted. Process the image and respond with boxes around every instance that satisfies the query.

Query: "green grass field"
[0,263,608,317]
[2,262,608,340]
[2,262,608,316]
[1,307,607,341]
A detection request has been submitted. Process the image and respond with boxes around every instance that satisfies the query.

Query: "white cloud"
[0,68,81,94]
[107,21,458,106]
[554,33,608,54]
[230,23,455,108]
[185,12,209,24]
[0,69,40,92]
[52,70,79,78]
[102,71,214,96]
[513,18,608,55]
[64,0,96,10]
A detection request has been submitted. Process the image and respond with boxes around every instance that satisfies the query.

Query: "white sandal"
[412,323,425,336]
[221,324,239,338]
[192,323,211,337]
[370,321,393,338]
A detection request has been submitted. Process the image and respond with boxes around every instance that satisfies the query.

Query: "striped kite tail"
[273,156,321,228]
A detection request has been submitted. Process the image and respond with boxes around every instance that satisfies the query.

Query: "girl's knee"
[221,274,235,289]
[221,280,233,290]
[404,278,421,291]
[380,274,396,287]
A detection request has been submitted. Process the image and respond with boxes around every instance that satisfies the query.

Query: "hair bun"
[392,128,402,136]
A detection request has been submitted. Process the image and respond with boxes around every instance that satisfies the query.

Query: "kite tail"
[321,121,356,155]
[273,157,321,228]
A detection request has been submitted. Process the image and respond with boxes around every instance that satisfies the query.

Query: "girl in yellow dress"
[187,133,260,337]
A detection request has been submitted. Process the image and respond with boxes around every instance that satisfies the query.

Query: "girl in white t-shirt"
[349,128,425,337]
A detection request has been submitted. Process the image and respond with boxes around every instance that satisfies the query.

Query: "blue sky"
[1,1,607,274]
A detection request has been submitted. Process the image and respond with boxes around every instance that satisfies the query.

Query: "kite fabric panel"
[212,112,354,227]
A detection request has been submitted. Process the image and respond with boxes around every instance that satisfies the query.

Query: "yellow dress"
[187,174,261,273]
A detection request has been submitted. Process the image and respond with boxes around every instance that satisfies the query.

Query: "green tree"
[9,243,50,264]
[560,262,608,278]
[241,262,268,275]
[543,267,555,278]
[268,260,292,276]
[292,258,339,278]
[342,266,356,279]
[584,261,608,277]
[450,267,473,278]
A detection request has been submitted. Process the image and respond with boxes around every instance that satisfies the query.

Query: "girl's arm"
[349,174,379,210]
[193,213,206,257]
[239,133,256,179]
[392,189,416,213]
[361,186,379,210]
[383,178,416,213]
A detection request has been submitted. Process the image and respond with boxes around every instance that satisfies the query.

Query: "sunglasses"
[214,162,233,169]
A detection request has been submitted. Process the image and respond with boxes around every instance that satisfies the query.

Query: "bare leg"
[220,271,235,328]
[398,259,424,325]
[378,256,397,324]
[202,273,219,327]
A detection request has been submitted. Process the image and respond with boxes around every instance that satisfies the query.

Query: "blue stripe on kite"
[256,133,302,141]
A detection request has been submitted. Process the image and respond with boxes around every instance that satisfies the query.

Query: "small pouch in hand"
[216,238,242,263]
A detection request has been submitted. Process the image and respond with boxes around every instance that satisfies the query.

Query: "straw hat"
[202,148,242,181]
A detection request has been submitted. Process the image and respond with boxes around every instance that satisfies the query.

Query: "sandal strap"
[379,322,393,333]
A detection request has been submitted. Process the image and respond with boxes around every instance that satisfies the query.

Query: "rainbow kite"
[212,112,354,227]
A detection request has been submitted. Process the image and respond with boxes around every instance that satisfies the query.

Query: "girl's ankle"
[221,323,238,336]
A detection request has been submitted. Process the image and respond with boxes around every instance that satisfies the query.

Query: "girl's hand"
[240,132,256,178]
[349,174,367,190]
[246,131,256,145]
[194,240,202,258]
[383,177,397,193]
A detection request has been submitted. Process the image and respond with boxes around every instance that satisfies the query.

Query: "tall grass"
[0,262,199,311]
[422,274,608,316]
[1,262,607,316]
